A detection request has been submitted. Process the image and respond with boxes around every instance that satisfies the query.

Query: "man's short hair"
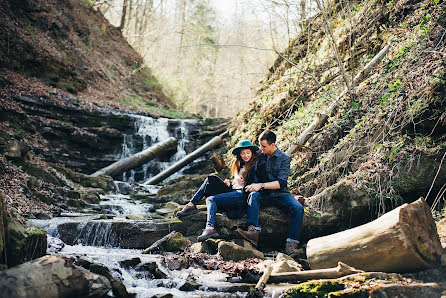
[259,130,276,144]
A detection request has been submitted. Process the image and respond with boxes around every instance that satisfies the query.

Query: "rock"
[137,261,168,279]
[126,214,145,220]
[143,231,189,253]
[24,163,63,186]
[120,257,141,268]
[155,208,174,216]
[179,280,200,291]
[164,232,189,252]
[3,139,28,159]
[164,201,180,210]
[89,263,134,298]
[130,193,169,204]
[52,164,115,192]
[217,241,264,261]
[164,255,188,270]
[74,188,103,203]
[6,218,47,267]
[0,255,111,297]
[271,253,303,273]
[115,181,136,195]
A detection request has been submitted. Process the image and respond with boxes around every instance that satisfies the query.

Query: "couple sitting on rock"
[177,130,304,256]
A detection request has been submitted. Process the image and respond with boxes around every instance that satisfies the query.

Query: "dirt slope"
[230,0,445,223]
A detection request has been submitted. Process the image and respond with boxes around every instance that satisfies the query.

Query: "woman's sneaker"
[176,204,198,218]
[197,227,219,242]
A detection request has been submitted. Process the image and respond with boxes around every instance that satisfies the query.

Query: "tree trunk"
[120,0,128,31]
[306,198,443,272]
[143,132,227,185]
[268,262,362,283]
[91,137,177,177]
[286,43,390,155]
[0,255,111,298]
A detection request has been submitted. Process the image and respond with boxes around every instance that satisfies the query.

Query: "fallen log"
[307,198,443,272]
[143,131,227,185]
[286,43,390,156]
[0,255,111,298]
[91,137,177,177]
[268,262,362,283]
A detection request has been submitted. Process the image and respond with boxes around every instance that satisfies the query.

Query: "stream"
[30,115,257,297]
[32,191,248,297]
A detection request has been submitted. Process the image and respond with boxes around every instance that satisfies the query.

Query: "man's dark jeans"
[247,191,304,241]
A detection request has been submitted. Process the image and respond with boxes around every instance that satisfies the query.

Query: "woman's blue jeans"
[189,178,244,227]
[247,191,304,241]
[206,191,244,227]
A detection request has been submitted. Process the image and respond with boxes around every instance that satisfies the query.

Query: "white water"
[33,192,249,298]
[120,116,203,183]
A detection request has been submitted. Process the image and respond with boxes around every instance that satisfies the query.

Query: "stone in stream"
[217,240,264,261]
[0,255,111,297]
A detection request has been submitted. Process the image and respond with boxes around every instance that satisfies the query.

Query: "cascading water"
[120,115,202,183]
[30,114,249,297]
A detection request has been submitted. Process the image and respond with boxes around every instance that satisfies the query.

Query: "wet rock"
[0,255,111,297]
[115,181,136,195]
[137,261,168,279]
[89,263,134,298]
[120,257,141,268]
[164,255,188,270]
[32,210,53,219]
[74,188,103,203]
[131,193,169,204]
[217,241,264,261]
[179,280,200,291]
[126,214,145,220]
[143,231,189,253]
[47,236,65,254]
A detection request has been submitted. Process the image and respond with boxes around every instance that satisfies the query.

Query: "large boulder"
[0,255,111,297]
[217,240,264,261]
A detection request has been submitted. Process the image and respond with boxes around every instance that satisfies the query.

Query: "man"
[235,130,304,256]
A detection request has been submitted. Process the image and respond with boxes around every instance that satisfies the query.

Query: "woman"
[176,140,258,241]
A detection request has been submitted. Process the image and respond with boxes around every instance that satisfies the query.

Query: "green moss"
[164,232,188,251]
[6,219,47,267]
[282,280,346,298]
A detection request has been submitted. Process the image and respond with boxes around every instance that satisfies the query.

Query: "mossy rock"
[24,163,62,186]
[6,218,47,267]
[164,232,189,252]
[281,280,347,298]
[74,188,104,203]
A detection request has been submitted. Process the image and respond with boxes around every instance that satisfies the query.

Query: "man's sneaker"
[235,225,259,247]
[197,226,219,242]
[285,240,303,258]
[176,204,198,218]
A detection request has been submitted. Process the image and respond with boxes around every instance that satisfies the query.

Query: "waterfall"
[120,116,201,183]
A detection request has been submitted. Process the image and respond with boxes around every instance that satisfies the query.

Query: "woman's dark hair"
[231,148,257,179]
[259,129,276,144]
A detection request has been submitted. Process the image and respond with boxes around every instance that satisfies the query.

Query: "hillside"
[0,0,193,221]
[0,0,177,114]
[230,0,445,226]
